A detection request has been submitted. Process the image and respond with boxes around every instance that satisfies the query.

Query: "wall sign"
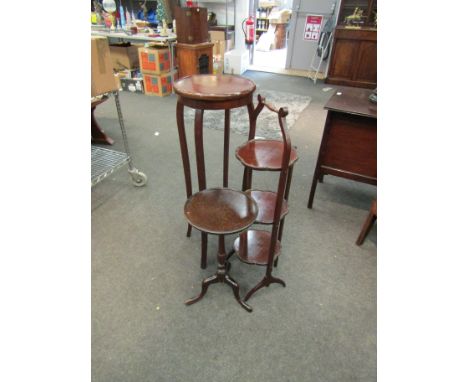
[304,15,323,41]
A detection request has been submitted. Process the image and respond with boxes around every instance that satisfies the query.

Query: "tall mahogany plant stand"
[174,74,259,311]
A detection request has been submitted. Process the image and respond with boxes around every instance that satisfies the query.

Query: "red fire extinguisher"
[242,17,255,45]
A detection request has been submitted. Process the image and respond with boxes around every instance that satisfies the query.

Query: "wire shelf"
[91,146,130,186]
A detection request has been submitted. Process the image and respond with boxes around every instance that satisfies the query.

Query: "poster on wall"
[304,15,323,41]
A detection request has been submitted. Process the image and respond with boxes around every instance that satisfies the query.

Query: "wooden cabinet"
[326,0,377,89]
[307,87,377,208]
[175,42,214,79]
[326,27,377,88]
[174,7,209,44]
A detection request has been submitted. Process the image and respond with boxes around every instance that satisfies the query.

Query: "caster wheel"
[129,170,147,187]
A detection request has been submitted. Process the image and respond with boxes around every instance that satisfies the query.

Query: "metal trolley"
[91,91,147,187]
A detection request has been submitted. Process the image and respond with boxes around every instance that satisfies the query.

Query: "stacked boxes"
[138,45,172,96]
[138,46,171,74]
[143,72,173,97]
[111,43,145,94]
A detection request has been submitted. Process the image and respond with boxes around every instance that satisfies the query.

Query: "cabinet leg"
[307,171,320,209]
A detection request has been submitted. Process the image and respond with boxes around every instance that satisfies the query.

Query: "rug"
[183,89,312,140]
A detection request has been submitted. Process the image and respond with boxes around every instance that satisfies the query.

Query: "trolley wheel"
[128,169,147,187]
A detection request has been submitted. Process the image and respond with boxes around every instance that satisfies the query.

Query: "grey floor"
[92,71,377,382]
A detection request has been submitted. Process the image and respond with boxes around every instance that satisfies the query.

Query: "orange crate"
[143,72,175,96]
[138,46,171,75]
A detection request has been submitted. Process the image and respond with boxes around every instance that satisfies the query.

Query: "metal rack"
[91,91,147,187]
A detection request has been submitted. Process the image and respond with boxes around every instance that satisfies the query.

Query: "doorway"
[252,0,294,70]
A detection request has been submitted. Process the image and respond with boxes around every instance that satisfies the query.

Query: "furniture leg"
[186,224,192,237]
[168,41,175,94]
[225,274,252,312]
[219,236,252,312]
[185,274,219,305]
[226,248,235,261]
[318,174,324,183]
[244,274,286,302]
[246,168,253,190]
[91,105,114,145]
[284,165,294,200]
[176,100,193,234]
[275,164,293,267]
[307,170,320,209]
[244,276,268,302]
[194,109,206,190]
[223,109,230,187]
[194,109,208,268]
[241,167,253,191]
[200,232,208,269]
[356,200,377,246]
[242,167,249,191]
[275,216,287,268]
[186,235,252,312]
[307,112,333,209]
[247,101,256,140]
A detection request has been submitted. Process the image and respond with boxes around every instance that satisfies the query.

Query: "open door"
[251,0,294,70]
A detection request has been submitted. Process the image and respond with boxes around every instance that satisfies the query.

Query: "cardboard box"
[212,40,226,57]
[269,9,292,24]
[213,55,224,74]
[209,30,235,51]
[138,46,171,75]
[91,36,119,97]
[143,72,174,97]
[224,49,249,75]
[109,43,140,70]
[116,68,142,79]
[120,78,145,93]
[212,39,233,74]
[209,31,225,42]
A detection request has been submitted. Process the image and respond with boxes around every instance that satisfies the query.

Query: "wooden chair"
[235,95,298,268]
[356,199,377,245]
[232,97,295,302]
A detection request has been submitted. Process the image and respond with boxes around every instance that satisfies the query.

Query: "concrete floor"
[92,71,376,382]
[254,48,288,68]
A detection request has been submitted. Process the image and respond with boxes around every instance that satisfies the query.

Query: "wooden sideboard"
[307,87,377,208]
[326,26,377,89]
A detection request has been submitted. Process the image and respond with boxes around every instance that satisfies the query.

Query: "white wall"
[234,0,249,51]
[197,1,235,25]
[196,0,250,53]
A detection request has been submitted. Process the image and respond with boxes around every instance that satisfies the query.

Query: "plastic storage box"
[223,49,249,75]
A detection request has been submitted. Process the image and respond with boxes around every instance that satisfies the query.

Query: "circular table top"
[174,74,256,101]
[184,188,258,235]
[236,140,299,170]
